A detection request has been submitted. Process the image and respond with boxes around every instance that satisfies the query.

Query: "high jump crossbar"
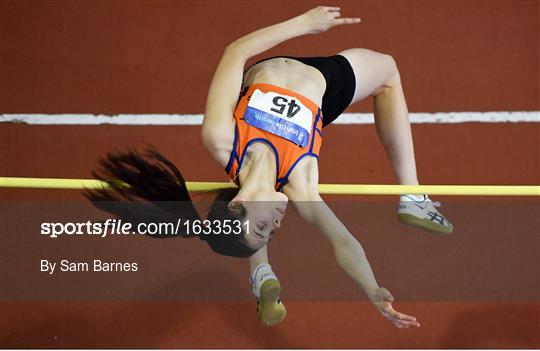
[1,177,539,196]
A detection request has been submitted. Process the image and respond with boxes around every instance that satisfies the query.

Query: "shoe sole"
[398,213,453,234]
[258,279,286,326]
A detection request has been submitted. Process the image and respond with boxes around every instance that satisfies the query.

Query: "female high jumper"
[87,6,452,329]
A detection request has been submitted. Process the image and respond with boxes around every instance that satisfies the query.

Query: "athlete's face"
[230,191,288,250]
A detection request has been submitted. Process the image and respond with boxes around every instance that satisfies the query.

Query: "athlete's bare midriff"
[243,58,326,107]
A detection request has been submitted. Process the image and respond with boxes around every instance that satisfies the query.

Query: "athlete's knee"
[382,54,401,85]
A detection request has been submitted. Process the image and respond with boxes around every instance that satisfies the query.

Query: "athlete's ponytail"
[84,147,257,257]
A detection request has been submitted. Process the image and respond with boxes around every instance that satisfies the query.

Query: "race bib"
[243,89,312,147]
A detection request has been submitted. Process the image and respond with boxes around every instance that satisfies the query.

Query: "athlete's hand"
[367,287,421,328]
[298,6,361,34]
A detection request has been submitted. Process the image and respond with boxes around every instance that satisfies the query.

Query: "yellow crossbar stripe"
[1,177,539,196]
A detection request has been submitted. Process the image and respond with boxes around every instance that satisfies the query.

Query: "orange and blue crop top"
[225,83,323,191]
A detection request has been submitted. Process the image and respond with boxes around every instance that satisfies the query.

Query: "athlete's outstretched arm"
[285,187,420,328]
[229,6,360,59]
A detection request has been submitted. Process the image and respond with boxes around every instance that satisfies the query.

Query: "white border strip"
[1,112,538,125]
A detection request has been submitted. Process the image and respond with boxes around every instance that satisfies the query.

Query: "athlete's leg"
[249,245,275,297]
[249,245,269,279]
[338,48,418,185]
[338,48,453,234]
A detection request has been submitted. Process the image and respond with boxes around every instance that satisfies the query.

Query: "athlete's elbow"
[201,126,219,152]
[224,40,250,61]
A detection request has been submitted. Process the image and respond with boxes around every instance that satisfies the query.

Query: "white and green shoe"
[397,195,453,234]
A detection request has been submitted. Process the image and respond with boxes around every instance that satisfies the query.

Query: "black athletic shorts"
[243,55,356,127]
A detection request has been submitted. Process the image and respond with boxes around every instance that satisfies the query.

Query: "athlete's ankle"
[250,263,278,298]
[400,194,427,202]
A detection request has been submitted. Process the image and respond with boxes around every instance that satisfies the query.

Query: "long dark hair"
[84,146,257,258]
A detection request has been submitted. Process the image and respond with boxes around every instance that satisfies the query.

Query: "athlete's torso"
[217,58,328,191]
[226,82,323,190]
